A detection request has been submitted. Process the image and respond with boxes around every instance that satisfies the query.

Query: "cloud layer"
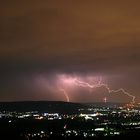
[0,0,140,102]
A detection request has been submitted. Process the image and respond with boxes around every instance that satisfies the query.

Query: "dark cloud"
[0,0,140,102]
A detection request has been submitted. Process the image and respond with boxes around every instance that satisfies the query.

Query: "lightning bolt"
[59,75,136,104]
[74,77,135,104]
[59,88,70,102]
[103,97,107,103]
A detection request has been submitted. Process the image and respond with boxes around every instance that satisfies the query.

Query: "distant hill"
[85,102,126,107]
[0,101,87,114]
[0,101,126,114]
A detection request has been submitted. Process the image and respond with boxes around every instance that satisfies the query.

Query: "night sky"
[0,0,140,103]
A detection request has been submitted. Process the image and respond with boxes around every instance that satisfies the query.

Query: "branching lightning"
[74,77,135,104]
[59,75,136,104]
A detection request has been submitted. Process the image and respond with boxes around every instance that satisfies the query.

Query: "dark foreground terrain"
[0,101,140,139]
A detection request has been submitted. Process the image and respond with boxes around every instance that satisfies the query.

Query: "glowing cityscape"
[0,0,140,139]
